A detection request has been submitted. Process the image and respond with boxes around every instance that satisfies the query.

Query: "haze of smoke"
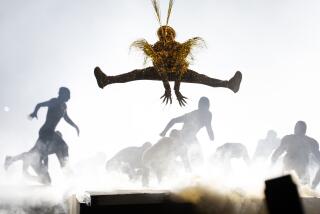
[1,146,320,214]
[176,185,267,214]
[0,185,67,214]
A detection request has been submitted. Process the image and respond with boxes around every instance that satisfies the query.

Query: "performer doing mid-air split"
[94,0,242,106]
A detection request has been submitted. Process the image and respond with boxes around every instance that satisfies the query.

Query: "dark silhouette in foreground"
[4,87,79,184]
[252,130,280,162]
[94,1,242,106]
[106,142,152,180]
[265,175,304,214]
[160,97,214,170]
[272,121,320,185]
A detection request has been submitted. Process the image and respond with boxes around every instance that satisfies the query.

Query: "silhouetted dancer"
[29,87,79,167]
[4,131,66,184]
[142,129,185,186]
[160,96,214,170]
[5,87,79,182]
[106,142,152,180]
[94,1,242,106]
[210,143,250,170]
[272,121,320,184]
[252,130,280,162]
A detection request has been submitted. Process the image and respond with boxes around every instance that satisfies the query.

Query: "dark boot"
[94,67,109,89]
[228,71,242,93]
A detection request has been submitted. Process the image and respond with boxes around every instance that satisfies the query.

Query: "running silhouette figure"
[160,96,214,170]
[272,121,320,185]
[30,87,79,167]
[5,87,79,175]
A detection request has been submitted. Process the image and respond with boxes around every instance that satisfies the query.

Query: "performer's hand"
[28,112,38,120]
[160,131,166,137]
[160,89,172,105]
[75,126,80,136]
[175,91,187,107]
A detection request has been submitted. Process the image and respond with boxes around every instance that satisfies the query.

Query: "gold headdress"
[131,0,205,67]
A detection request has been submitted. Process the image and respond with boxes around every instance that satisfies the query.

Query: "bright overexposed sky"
[1,0,320,167]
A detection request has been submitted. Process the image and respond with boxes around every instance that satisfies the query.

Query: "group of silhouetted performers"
[105,114,320,189]
[4,87,320,190]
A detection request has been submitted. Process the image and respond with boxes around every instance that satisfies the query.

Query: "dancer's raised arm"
[29,100,51,119]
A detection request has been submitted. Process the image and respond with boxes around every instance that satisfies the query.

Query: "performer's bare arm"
[205,113,214,141]
[271,138,287,164]
[310,140,320,165]
[173,79,187,106]
[159,72,172,105]
[160,115,185,137]
[29,100,51,119]
[64,112,80,136]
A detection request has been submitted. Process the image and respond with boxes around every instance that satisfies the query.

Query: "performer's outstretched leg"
[94,67,160,88]
[94,66,242,93]
[29,160,51,185]
[4,153,28,170]
[5,150,51,185]
[183,70,242,93]
[48,131,69,168]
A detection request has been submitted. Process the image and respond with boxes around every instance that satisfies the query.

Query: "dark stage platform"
[69,190,320,214]
[1,186,320,213]
[69,190,195,214]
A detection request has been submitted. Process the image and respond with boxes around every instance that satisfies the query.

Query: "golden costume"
[94,0,242,106]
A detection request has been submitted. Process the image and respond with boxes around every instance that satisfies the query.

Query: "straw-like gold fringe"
[130,39,157,65]
[131,37,205,75]
[180,37,206,61]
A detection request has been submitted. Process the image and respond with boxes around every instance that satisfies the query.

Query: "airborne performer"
[94,0,242,106]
